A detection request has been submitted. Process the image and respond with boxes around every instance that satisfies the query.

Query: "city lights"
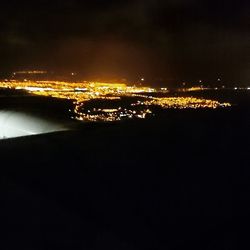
[0,80,231,122]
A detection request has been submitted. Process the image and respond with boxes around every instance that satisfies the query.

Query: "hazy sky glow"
[1,0,250,84]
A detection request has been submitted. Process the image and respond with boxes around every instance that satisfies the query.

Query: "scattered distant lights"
[0,80,232,122]
[13,71,48,75]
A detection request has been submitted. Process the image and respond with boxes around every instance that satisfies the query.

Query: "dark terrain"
[1,90,250,249]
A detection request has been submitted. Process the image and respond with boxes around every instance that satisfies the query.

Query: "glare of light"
[75,88,87,91]
[0,111,68,140]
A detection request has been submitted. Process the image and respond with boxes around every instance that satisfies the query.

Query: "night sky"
[1,0,250,85]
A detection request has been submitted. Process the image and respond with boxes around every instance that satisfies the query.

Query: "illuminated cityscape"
[0,80,231,122]
[2,1,250,249]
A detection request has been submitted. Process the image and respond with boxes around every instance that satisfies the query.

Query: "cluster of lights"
[13,71,48,75]
[133,97,231,109]
[75,107,152,122]
[0,80,231,122]
[178,87,206,92]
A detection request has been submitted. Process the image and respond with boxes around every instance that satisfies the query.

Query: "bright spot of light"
[0,111,68,140]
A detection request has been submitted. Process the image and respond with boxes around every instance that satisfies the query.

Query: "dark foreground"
[1,107,250,249]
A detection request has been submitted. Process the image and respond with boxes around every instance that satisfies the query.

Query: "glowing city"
[0,80,231,122]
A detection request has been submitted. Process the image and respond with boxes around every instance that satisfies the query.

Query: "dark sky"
[1,0,250,84]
